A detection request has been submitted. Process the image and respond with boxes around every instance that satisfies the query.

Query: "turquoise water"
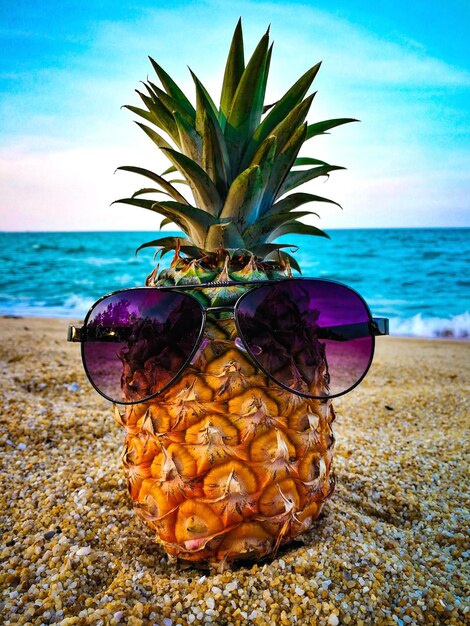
[1,228,469,338]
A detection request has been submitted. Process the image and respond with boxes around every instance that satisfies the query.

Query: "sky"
[1,0,469,231]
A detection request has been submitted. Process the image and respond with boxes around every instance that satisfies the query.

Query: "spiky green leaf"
[264,94,315,160]
[306,118,358,140]
[278,165,345,197]
[279,251,302,273]
[136,236,188,254]
[136,236,202,258]
[161,147,222,215]
[116,166,188,204]
[264,192,325,217]
[294,157,330,167]
[245,136,278,215]
[142,80,159,102]
[136,122,173,151]
[160,165,177,176]
[219,165,263,227]
[131,187,171,199]
[268,220,330,241]
[157,245,205,259]
[201,110,232,191]
[152,200,218,230]
[136,90,179,144]
[201,111,217,188]
[148,81,195,126]
[248,135,277,178]
[204,222,245,250]
[220,18,245,123]
[225,29,270,172]
[241,62,321,167]
[173,111,202,161]
[250,242,299,258]
[190,70,221,136]
[243,210,311,247]
[260,123,307,213]
[123,105,158,126]
[260,42,273,118]
[148,57,196,119]
[200,112,224,192]
[191,72,232,187]
[113,197,216,247]
[113,196,176,217]
[262,101,277,114]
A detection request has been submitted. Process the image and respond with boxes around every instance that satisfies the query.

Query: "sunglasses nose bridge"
[204,307,262,358]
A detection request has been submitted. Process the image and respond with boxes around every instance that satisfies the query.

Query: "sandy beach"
[0,316,468,625]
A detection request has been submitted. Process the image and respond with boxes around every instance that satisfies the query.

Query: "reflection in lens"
[83,290,203,403]
[237,280,373,398]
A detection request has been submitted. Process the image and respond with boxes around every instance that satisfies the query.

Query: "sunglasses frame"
[68,277,389,405]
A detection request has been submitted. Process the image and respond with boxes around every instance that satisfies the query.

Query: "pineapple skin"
[116,312,336,568]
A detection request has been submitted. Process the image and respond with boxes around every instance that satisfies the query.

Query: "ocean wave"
[0,294,93,319]
[390,312,470,339]
[2,227,469,334]
[421,251,444,260]
[84,257,126,266]
[83,256,144,267]
[368,297,410,307]
[32,243,88,253]
[31,243,56,251]
[2,296,469,340]
[63,294,94,314]
[113,273,136,286]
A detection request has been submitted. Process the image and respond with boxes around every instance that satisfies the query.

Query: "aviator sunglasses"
[68,278,389,405]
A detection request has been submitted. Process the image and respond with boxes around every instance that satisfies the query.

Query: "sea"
[1,228,469,339]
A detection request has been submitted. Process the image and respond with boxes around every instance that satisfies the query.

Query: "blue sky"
[1,0,469,230]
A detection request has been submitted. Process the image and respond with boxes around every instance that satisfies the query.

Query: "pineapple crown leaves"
[115,18,357,260]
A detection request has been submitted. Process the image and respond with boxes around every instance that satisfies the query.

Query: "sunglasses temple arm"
[372,317,389,336]
[316,318,389,341]
[67,326,83,342]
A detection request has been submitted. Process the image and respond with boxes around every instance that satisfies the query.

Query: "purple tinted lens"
[236,280,373,398]
[83,289,203,403]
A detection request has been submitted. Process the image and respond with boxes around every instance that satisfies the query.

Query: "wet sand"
[0,316,468,625]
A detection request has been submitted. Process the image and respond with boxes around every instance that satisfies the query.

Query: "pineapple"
[114,19,355,569]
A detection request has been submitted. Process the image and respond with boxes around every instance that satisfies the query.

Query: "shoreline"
[1,317,469,624]
[2,314,469,343]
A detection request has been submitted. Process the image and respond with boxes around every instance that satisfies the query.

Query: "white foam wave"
[368,297,411,307]
[390,312,470,339]
[113,273,135,285]
[2,291,469,339]
[1,303,89,319]
[63,294,94,314]
[84,257,125,266]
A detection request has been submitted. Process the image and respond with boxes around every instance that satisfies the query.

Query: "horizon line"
[2,226,470,235]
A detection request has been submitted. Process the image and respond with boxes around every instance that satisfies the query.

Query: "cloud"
[261,4,470,88]
[0,141,173,231]
[0,0,469,230]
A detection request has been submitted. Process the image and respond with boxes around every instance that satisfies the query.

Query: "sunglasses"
[68,278,389,405]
